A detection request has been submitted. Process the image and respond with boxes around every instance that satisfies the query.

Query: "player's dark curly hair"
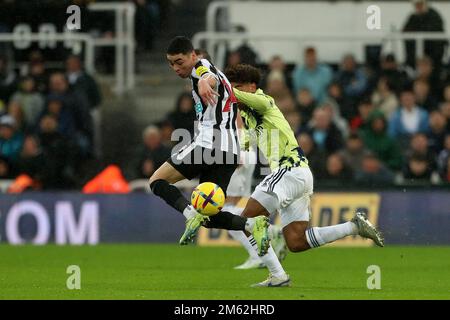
[225,64,261,85]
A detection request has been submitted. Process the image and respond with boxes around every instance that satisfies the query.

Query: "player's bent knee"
[285,235,310,252]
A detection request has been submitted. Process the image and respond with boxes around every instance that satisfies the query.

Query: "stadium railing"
[192,31,450,70]
[0,2,136,95]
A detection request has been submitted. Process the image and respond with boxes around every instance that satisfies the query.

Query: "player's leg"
[180,153,269,247]
[283,213,384,251]
[240,198,290,286]
[149,144,201,220]
[224,203,264,269]
[280,167,384,251]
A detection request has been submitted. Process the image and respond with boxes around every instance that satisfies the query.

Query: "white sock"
[228,230,260,260]
[268,224,282,240]
[182,205,197,220]
[244,217,256,233]
[248,235,286,278]
[306,222,358,248]
[224,204,260,260]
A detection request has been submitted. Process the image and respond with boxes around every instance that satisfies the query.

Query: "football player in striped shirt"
[149,37,269,254]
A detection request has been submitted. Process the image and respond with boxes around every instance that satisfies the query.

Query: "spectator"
[292,47,332,104]
[136,125,171,179]
[134,0,159,51]
[402,0,447,70]
[261,55,292,91]
[443,83,450,104]
[295,88,316,125]
[285,111,302,132]
[226,51,241,69]
[321,102,349,139]
[0,155,14,179]
[27,51,48,94]
[325,82,345,113]
[16,135,46,184]
[316,153,353,184]
[158,119,175,148]
[265,70,296,113]
[0,55,17,105]
[66,55,102,110]
[339,133,371,172]
[354,153,395,186]
[0,115,24,162]
[376,53,410,94]
[371,76,399,119]
[437,133,450,179]
[167,92,196,136]
[47,72,93,155]
[414,56,441,97]
[405,133,437,171]
[305,107,344,154]
[388,88,429,144]
[427,110,448,153]
[7,101,26,133]
[195,49,211,61]
[444,157,450,183]
[42,95,76,139]
[9,76,44,130]
[296,132,326,176]
[360,109,403,170]
[402,152,433,182]
[413,78,438,112]
[440,102,450,130]
[232,26,259,67]
[38,114,77,189]
[350,99,375,132]
[335,54,369,119]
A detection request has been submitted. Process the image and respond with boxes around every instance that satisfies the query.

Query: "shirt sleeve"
[233,88,273,113]
[191,59,219,81]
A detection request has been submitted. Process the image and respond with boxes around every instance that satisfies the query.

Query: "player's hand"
[198,78,219,105]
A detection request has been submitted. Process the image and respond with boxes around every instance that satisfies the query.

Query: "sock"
[306,222,358,248]
[248,236,286,278]
[204,211,247,230]
[244,217,255,233]
[150,179,189,213]
[228,230,260,260]
[268,224,282,240]
[182,205,198,220]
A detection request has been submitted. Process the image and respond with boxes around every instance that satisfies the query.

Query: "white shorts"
[226,150,257,197]
[251,166,314,228]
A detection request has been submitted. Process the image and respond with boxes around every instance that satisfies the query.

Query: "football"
[191,182,225,216]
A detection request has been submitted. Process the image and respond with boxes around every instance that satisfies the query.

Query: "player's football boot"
[251,216,270,256]
[234,257,265,270]
[179,213,209,245]
[270,225,288,262]
[351,211,384,247]
[251,273,290,287]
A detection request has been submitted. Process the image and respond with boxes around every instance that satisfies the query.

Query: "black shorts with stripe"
[168,143,239,195]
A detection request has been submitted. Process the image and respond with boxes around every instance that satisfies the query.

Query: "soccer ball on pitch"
[191,182,225,216]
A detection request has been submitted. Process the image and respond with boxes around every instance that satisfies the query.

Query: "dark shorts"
[168,143,239,195]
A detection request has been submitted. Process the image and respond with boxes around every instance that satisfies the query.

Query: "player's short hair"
[167,36,194,55]
[225,64,261,85]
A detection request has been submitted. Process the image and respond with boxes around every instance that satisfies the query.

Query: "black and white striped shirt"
[190,59,240,155]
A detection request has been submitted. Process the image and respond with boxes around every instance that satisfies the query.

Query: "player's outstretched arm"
[233,88,272,113]
[198,74,219,105]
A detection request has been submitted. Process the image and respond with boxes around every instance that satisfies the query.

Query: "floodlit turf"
[0,244,449,300]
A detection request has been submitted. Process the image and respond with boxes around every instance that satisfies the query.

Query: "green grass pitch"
[0,244,449,299]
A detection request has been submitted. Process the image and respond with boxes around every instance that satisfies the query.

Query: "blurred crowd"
[0,51,102,190]
[238,48,450,187]
[139,46,450,188]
